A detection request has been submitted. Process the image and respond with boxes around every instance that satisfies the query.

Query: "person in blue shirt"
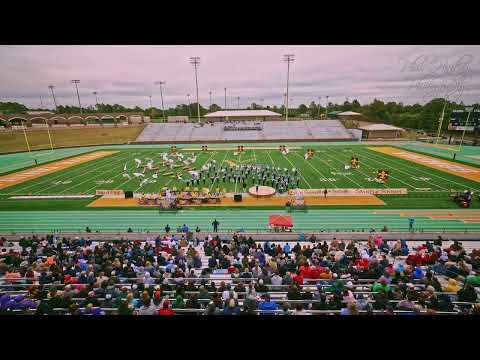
[283,243,291,254]
[181,224,189,233]
[259,294,279,314]
[412,266,424,280]
[223,298,241,315]
[408,217,415,231]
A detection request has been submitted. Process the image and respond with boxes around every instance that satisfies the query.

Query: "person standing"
[408,217,415,232]
[165,224,171,233]
[212,219,220,233]
[324,188,328,198]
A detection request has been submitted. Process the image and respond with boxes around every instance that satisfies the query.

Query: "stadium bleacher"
[135,120,355,143]
[1,232,479,315]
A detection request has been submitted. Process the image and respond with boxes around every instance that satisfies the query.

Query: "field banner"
[289,188,408,196]
[96,189,125,198]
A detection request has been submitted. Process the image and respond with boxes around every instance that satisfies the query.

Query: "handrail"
[7,308,461,315]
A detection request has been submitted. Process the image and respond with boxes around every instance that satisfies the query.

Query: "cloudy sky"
[1,45,479,109]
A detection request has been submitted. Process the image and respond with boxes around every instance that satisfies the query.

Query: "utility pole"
[154,81,166,121]
[209,91,212,109]
[187,94,192,118]
[39,96,44,109]
[48,85,58,112]
[224,88,227,110]
[283,54,294,121]
[237,96,240,109]
[71,80,82,114]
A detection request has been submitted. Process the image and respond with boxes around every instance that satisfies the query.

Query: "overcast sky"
[1,45,479,109]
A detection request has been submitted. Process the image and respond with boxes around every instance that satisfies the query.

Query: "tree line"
[1,98,478,131]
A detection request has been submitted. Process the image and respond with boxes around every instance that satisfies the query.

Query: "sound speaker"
[234,194,242,202]
[125,191,134,198]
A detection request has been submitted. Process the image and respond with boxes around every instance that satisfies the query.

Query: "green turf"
[1,144,480,212]
[401,141,480,167]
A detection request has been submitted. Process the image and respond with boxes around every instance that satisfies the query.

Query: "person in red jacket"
[298,264,310,278]
[308,265,321,279]
[292,271,304,286]
[158,300,176,315]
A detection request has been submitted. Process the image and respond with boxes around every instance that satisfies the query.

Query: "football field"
[1,144,479,200]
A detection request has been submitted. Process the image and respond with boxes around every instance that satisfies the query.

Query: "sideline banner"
[289,188,408,196]
[96,189,125,198]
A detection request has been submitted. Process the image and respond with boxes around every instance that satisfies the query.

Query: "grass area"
[0,126,145,153]
[1,144,479,210]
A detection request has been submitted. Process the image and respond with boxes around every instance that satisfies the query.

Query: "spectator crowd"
[0,231,479,315]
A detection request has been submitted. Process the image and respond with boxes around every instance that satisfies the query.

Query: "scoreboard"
[448,109,480,132]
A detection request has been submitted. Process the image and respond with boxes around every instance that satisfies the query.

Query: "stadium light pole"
[325,95,329,119]
[39,96,44,109]
[93,91,99,108]
[189,57,201,123]
[154,81,166,121]
[435,101,448,144]
[283,54,294,121]
[209,91,212,108]
[187,94,192,118]
[459,106,475,151]
[224,88,227,110]
[148,95,153,119]
[48,85,58,112]
[71,80,82,114]
[317,96,322,119]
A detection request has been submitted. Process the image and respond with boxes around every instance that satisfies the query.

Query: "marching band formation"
[118,146,389,193]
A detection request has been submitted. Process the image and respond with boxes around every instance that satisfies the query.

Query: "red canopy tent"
[268,214,293,229]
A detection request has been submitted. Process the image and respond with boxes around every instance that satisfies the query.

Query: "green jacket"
[372,282,390,293]
[466,275,480,287]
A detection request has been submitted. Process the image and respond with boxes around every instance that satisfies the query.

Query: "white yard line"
[6,152,126,195]
[88,150,162,194]
[134,151,217,193]
[61,150,159,195]
[234,151,242,193]
[210,151,229,192]
[355,148,450,190]
[320,147,380,189]
[31,152,130,195]
[277,151,313,189]
[291,151,335,189]
[360,148,479,191]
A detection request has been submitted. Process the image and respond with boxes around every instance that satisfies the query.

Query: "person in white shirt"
[222,284,238,302]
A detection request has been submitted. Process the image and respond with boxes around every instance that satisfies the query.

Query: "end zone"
[368,147,480,182]
[0,151,118,190]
